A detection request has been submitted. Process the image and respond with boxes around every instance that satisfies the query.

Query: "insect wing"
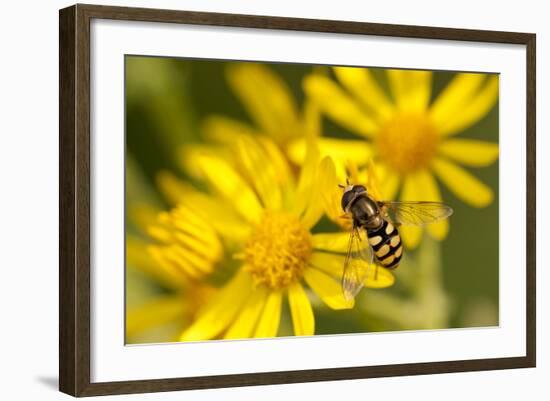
[379,201,453,226]
[342,226,374,300]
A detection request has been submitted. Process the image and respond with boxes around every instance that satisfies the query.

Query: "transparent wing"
[379,201,453,227]
[342,225,374,300]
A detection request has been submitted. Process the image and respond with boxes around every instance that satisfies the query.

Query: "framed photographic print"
[59,3,536,397]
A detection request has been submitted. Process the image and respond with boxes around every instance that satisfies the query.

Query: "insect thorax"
[350,195,383,229]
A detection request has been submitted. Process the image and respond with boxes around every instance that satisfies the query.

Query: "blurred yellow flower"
[125,199,223,343]
[147,204,223,281]
[174,137,394,341]
[198,62,319,150]
[302,68,499,248]
[125,265,216,343]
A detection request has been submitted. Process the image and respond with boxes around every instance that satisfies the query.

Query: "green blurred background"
[125,55,499,342]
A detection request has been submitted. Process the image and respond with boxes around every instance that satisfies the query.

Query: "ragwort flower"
[198,62,320,150]
[177,137,394,341]
[302,68,499,248]
[125,165,223,343]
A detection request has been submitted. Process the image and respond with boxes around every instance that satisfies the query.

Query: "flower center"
[244,212,312,290]
[376,113,439,174]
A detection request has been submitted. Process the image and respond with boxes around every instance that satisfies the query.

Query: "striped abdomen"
[366,219,403,269]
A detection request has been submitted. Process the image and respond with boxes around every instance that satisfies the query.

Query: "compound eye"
[341,191,354,212]
[353,185,367,194]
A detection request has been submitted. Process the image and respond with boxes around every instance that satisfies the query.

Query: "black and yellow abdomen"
[366,219,403,269]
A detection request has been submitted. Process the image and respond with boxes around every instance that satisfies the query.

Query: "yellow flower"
[197,62,319,152]
[125,158,224,343]
[301,68,499,248]
[146,204,223,281]
[175,136,394,341]
[126,227,219,344]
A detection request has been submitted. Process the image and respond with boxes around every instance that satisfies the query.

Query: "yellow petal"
[155,170,192,206]
[431,157,494,207]
[318,157,346,225]
[304,268,354,309]
[147,245,201,280]
[156,171,251,243]
[428,218,450,242]
[146,204,222,281]
[227,63,300,143]
[303,99,321,137]
[224,286,268,339]
[378,170,401,200]
[126,295,186,339]
[127,236,185,289]
[201,115,259,144]
[312,232,350,253]
[128,204,160,234]
[439,75,499,136]
[155,204,222,261]
[309,252,345,278]
[256,136,294,190]
[180,270,251,341]
[237,136,282,210]
[303,74,379,137]
[148,245,207,279]
[333,66,394,121]
[146,220,172,242]
[406,170,449,240]
[196,154,263,224]
[364,159,384,201]
[399,175,423,249]
[362,264,395,288]
[430,74,499,135]
[178,144,233,180]
[292,139,319,217]
[287,137,372,167]
[166,244,215,274]
[301,194,325,230]
[438,139,499,167]
[300,142,326,229]
[367,162,401,200]
[288,283,315,336]
[430,73,486,128]
[310,252,394,288]
[253,290,283,338]
[387,69,432,112]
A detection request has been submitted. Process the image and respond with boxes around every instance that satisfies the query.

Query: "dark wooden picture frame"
[59,3,536,397]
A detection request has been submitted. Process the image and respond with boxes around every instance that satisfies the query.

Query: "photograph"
[124,56,500,344]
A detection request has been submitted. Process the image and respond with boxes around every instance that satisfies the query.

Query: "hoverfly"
[339,182,453,300]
